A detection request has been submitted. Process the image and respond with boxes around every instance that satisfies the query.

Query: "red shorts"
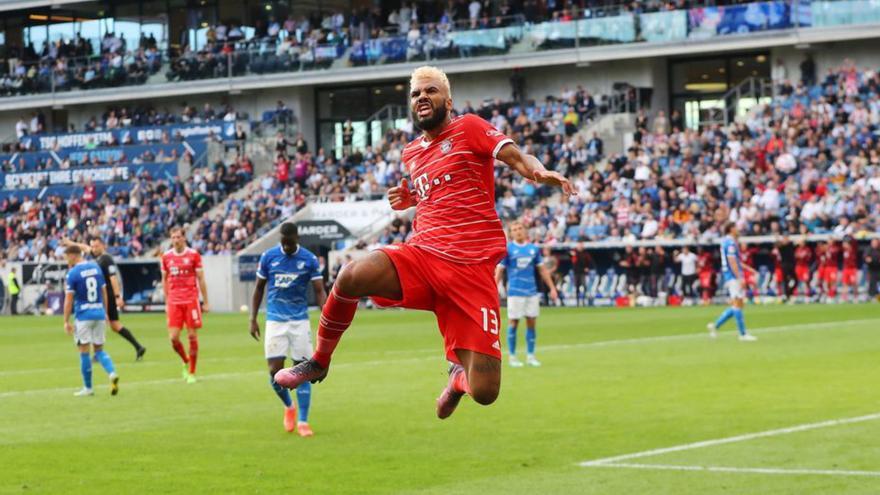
[372,244,501,363]
[744,272,755,286]
[795,265,810,282]
[842,268,858,285]
[823,267,838,283]
[699,272,713,288]
[774,268,783,282]
[166,301,202,330]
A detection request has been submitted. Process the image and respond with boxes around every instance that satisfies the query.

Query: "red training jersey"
[842,243,858,269]
[824,243,841,269]
[402,114,513,264]
[161,247,203,305]
[795,245,812,267]
[697,252,714,274]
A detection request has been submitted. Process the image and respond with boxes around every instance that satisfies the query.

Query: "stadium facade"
[1,0,879,149]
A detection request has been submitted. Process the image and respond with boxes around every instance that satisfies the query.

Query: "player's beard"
[412,101,448,132]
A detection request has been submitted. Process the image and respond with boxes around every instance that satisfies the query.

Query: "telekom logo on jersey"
[412,172,454,200]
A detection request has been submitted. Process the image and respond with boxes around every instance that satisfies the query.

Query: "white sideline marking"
[587,463,880,478]
[0,356,432,398]
[2,318,877,397]
[580,412,880,467]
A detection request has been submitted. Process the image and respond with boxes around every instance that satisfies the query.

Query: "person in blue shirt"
[495,221,559,368]
[707,223,758,341]
[63,245,119,397]
[250,222,327,436]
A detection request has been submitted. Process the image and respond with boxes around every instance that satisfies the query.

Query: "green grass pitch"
[2,304,879,494]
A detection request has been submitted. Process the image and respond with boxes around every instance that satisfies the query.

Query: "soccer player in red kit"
[822,240,841,300]
[794,239,813,297]
[161,227,210,383]
[841,239,860,302]
[274,66,574,419]
[770,244,784,298]
[739,242,758,299]
[697,248,715,305]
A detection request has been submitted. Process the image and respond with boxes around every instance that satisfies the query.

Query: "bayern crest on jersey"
[440,139,453,153]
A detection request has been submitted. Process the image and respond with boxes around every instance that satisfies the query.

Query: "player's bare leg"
[267,357,298,432]
[437,349,501,419]
[275,251,401,389]
[167,326,189,379]
[185,327,199,383]
[507,318,523,367]
[525,316,540,366]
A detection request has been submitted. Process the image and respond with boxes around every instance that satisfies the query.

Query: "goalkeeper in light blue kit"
[496,221,559,367]
[250,222,327,436]
[63,244,120,396]
[707,223,758,341]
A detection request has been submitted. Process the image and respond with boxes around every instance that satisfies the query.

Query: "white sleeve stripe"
[492,138,514,158]
[256,273,267,279]
[310,276,324,280]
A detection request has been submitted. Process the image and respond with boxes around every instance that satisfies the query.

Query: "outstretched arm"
[61,238,92,255]
[495,143,575,196]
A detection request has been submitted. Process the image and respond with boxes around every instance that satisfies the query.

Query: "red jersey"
[795,245,813,267]
[697,252,714,273]
[771,248,783,270]
[740,245,757,269]
[161,247,203,305]
[842,243,859,269]
[824,243,841,269]
[403,114,512,264]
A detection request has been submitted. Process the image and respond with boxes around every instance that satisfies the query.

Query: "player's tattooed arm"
[495,143,575,196]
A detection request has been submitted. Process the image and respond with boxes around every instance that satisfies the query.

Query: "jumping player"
[495,221,558,368]
[274,66,574,419]
[250,222,327,436]
[62,238,147,360]
[707,223,757,341]
[63,245,119,396]
[161,227,209,384]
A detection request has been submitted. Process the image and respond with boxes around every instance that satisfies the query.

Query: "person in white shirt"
[675,246,698,301]
[15,117,28,139]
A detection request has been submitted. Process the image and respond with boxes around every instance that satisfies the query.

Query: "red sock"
[313,287,359,368]
[171,338,188,364]
[188,334,199,374]
[452,369,470,395]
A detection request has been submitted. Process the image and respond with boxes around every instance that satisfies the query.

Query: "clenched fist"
[388,178,417,210]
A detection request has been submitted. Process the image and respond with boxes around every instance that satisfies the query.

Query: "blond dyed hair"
[410,66,452,98]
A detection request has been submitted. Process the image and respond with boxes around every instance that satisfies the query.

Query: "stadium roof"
[0,0,91,12]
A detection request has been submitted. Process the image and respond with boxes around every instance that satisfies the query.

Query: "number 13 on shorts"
[481,307,499,334]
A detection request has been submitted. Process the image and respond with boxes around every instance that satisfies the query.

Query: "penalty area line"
[579,411,880,467]
[585,463,880,478]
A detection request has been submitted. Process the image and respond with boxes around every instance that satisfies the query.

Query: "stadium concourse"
[1,0,761,98]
